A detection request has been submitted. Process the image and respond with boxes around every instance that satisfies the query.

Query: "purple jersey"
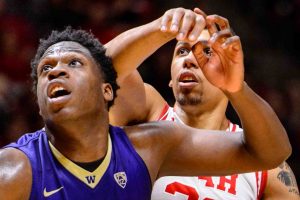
[4,125,151,200]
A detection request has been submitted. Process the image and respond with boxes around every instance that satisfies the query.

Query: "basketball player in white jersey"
[106,7,300,199]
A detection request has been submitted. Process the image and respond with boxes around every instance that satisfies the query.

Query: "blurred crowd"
[0,0,299,180]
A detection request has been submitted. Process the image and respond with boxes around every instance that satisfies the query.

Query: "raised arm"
[105,8,205,81]
[126,14,291,183]
[192,14,291,165]
[106,8,206,125]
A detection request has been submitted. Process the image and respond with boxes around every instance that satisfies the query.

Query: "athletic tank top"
[4,125,152,200]
[151,104,267,200]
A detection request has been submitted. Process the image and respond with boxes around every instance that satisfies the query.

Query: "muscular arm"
[105,8,205,81]
[107,9,291,181]
[105,18,173,81]
[223,83,291,170]
[263,162,300,200]
[182,15,291,174]
[106,17,170,125]
[0,148,32,200]
[127,118,290,183]
[106,8,205,125]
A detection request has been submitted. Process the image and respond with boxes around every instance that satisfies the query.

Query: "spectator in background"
[0,0,36,82]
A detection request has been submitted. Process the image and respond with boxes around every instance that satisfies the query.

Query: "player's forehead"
[175,29,210,47]
[41,41,93,60]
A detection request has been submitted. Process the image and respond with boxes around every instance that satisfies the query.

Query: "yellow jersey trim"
[49,135,112,189]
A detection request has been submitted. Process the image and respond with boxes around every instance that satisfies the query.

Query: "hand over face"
[192,14,244,93]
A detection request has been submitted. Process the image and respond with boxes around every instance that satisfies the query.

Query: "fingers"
[183,14,206,41]
[206,15,230,36]
[210,29,232,44]
[192,41,205,56]
[160,8,184,32]
[177,10,196,40]
[160,8,206,42]
[192,41,209,67]
[170,9,185,33]
[209,29,240,49]
[222,36,241,51]
[207,14,239,51]
[193,8,207,18]
[160,8,235,45]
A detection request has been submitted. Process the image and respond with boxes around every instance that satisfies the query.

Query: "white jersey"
[152,105,267,200]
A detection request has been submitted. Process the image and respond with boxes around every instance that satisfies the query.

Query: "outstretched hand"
[160,7,206,42]
[192,13,244,93]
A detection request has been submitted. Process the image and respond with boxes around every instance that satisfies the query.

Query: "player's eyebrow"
[176,39,209,49]
[176,41,188,47]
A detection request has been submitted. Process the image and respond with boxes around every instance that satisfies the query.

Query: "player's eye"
[69,59,82,67]
[177,47,190,56]
[203,47,212,56]
[41,65,52,73]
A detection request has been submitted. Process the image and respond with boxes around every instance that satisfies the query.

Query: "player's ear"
[168,80,173,88]
[102,83,113,102]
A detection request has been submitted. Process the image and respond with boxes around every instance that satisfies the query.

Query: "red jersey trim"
[157,103,170,120]
[255,172,259,199]
[228,121,237,133]
[257,171,268,200]
[231,123,237,132]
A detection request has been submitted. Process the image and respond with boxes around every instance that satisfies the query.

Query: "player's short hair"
[31,26,119,109]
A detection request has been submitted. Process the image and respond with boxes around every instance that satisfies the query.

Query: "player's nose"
[48,65,69,81]
[183,52,198,69]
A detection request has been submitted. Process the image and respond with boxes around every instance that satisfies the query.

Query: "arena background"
[0,0,299,183]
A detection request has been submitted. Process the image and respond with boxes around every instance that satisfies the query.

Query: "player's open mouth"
[178,72,198,87]
[50,86,70,98]
[48,82,71,100]
[179,72,198,83]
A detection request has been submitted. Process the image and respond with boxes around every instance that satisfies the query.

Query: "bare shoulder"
[109,72,165,125]
[263,162,300,199]
[0,148,32,199]
[123,121,184,182]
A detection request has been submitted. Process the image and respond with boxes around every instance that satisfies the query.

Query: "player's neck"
[174,102,229,130]
[45,114,110,162]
